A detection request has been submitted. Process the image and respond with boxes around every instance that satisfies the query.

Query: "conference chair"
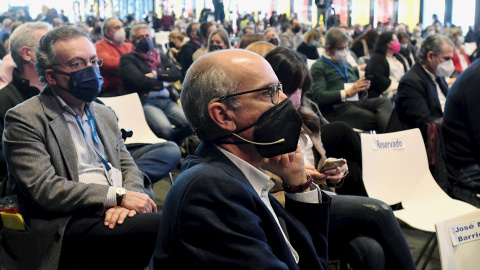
[435,209,480,270]
[361,128,477,269]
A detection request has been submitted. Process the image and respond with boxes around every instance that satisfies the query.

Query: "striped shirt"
[53,92,117,207]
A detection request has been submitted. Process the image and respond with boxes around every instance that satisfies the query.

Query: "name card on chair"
[372,138,404,150]
[449,218,480,246]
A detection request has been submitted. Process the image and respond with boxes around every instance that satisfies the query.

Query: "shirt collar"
[216,146,275,197]
[422,65,437,81]
[51,88,96,118]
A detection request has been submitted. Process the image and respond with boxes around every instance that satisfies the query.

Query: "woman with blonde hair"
[245,41,277,57]
[296,28,321,59]
[238,33,265,49]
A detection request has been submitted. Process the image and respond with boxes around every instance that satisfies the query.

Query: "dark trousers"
[58,212,161,270]
[329,195,416,270]
[326,97,393,133]
[320,121,366,196]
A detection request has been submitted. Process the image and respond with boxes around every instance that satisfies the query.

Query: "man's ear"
[427,51,435,62]
[20,46,32,62]
[208,102,237,132]
[45,70,57,85]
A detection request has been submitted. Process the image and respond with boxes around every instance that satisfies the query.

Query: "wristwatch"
[115,187,126,206]
[282,173,314,193]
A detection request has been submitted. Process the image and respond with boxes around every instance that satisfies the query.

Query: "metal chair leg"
[415,232,436,266]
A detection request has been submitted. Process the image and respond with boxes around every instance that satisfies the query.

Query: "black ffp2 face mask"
[214,98,303,158]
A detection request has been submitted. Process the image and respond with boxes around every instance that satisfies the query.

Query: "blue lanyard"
[322,55,349,83]
[75,105,111,171]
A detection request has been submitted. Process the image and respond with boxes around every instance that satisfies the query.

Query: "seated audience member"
[179,22,201,80]
[0,51,15,89]
[1,25,160,270]
[241,25,254,36]
[167,31,188,69]
[280,17,303,49]
[238,33,265,49]
[119,24,193,143]
[245,41,277,57]
[365,31,410,98]
[411,25,425,50]
[192,21,216,61]
[397,31,417,67]
[265,46,415,270]
[95,17,132,96]
[263,27,280,46]
[0,22,51,182]
[350,29,379,59]
[89,19,103,43]
[310,27,393,133]
[395,34,454,132]
[206,28,231,52]
[152,49,331,269]
[443,59,480,207]
[296,28,321,59]
[447,27,471,75]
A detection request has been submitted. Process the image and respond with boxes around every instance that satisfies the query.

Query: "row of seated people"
[0,24,419,269]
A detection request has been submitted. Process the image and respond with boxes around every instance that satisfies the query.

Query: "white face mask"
[456,36,465,46]
[334,49,348,63]
[257,26,264,32]
[436,57,455,77]
[113,28,126,42]
[426,30,435,37]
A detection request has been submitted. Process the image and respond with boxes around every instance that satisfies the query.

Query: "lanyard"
[75,105,111,171]
[322,55,348,83]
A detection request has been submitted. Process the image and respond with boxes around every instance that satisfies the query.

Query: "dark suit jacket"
[395,62,447,130]
[152,142,331,269]
[365,52,409,97]
[119,51,181,102]
[1,87,145,269]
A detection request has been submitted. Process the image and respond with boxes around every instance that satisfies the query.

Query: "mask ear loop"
[231,133,285,145]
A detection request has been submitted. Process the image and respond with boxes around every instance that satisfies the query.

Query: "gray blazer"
[1,87,145,269]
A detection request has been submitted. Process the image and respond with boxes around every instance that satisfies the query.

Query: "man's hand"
[145,72,155,78]
[121,191,157,213]
[346,77,371,97]
[305,160,349,186]
[104,206,136,229]
[261,145,306,187]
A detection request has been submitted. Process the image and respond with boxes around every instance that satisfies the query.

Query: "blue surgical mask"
[137,38,153,53]
[54,66,104,102]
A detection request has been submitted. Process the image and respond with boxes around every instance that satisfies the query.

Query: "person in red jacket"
[95,17,132,96]
[448,27,471,75]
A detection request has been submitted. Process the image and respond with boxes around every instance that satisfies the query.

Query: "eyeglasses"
[54,59,104,71]
[216,83,283,105]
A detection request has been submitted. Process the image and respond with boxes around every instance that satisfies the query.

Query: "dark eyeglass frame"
[216,83,283,105]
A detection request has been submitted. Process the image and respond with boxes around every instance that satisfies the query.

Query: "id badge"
[109,166,123,187]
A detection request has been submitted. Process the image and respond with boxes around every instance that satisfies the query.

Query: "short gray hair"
[9,22,51,70]
[418,34,454,63]
[181,53,240,141]
[35,25,91,85]
[101,17,117,38]
[324,27,349,50]
[130,23,150,40]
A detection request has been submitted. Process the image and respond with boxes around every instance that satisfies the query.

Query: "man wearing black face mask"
[151,49,330,269]
[89,19,103,43]
[280,18,303,50]
[264,27,280,46]
[2,25,161,270]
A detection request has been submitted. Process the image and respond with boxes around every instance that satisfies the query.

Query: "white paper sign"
[448,218,480,246]
[344,83,359,101]
[372,138,404,150]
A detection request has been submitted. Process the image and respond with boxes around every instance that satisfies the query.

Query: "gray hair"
[324,27,350,50]
[181,53,240,141]
[263,27,277,36]
[101,17,117,38]
[35,25,91,85]
[418,34,454,63]
[9,22,51,71]
[130,23,150,40]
